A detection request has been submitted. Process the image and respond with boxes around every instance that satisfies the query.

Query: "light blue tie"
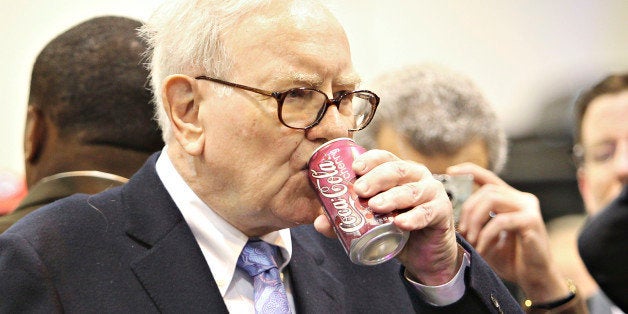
[237,239,291,314]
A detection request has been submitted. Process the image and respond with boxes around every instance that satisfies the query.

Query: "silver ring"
[488,211,497,219]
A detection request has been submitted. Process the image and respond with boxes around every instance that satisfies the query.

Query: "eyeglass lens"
[279,89,376,130]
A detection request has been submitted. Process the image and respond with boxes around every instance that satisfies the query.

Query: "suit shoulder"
[3,190,127,243]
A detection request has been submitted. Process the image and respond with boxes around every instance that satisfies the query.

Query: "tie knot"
[237,240,280,277]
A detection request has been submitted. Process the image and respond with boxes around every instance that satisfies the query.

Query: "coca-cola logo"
[310,155,365,233]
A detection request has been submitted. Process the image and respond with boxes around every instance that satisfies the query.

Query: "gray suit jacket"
[0,153,521,313]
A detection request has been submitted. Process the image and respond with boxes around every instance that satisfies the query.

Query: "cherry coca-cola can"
[307,137,409,265]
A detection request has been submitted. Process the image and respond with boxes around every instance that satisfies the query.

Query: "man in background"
[575,73,628,313]
[0,16,164,233]
[457,72,628,313]
[355,63,507,175]
[357,64,587,313]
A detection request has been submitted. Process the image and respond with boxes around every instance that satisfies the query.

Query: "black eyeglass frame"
[195,75,379,131]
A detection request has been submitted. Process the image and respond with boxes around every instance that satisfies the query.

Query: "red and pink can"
[307,138,409,265]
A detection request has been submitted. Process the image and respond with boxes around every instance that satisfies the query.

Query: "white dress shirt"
[155,149,468,312]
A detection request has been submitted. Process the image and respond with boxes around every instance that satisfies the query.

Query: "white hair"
[139,0,271,142]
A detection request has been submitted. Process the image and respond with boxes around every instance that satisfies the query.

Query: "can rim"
[349,222,409,266]
[308,137,356,162]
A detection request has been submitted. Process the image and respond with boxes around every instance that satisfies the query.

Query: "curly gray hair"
[355,63,508,173]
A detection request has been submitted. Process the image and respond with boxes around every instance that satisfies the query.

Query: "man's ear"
[24,106,45,163]
[163,74,205,156]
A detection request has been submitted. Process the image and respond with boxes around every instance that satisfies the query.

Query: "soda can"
[307,137,409,266]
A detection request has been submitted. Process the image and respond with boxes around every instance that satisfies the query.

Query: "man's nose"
[305,103,350,142]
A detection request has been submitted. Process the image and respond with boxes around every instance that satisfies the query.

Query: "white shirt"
[155,149,468,312]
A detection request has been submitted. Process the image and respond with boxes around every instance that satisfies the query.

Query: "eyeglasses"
[195,76,379,131]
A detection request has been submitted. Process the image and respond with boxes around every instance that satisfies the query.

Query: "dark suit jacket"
[0,171,127,233]
[0,153,521,313]
[578,184,628,312]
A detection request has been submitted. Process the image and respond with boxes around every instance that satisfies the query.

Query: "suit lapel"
[123,153,228,313]
[290,227,345,313]
[130,222,228,313]
[121,154,346,313]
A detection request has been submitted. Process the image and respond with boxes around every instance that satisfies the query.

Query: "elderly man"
[356,64,587,313]
[0,1,520,312]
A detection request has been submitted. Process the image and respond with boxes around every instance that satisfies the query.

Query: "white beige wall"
[2,0,628,175]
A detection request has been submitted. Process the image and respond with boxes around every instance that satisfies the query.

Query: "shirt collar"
[16,171,128,210]
[155,148,292,296]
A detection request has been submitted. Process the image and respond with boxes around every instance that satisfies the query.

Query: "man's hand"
[449,162,571,302]
[314,149,461,286]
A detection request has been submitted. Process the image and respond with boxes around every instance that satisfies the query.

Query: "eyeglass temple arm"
[195,76,275,98]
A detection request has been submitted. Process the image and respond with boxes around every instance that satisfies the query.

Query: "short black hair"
[28,16,163,153]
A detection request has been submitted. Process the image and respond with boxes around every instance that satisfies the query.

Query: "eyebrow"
[274,71,362,89]
[337,72,362,88]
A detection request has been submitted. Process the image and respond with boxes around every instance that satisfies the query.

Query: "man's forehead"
[225,0,357,88]
[582,92,628,139]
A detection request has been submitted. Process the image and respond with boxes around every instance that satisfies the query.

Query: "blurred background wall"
[2,0,628,218]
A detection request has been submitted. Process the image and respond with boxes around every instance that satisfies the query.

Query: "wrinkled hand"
[449,162,570,302]
[314,149,460,286]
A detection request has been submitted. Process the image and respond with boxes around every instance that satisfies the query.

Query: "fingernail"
[371,195,384,206]
[354,180,367,193]
[466,232,476,245]
[394,214,406,226]
[353,160,366,172]
[447,165,460,174]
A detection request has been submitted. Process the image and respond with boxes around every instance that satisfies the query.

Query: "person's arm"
[314,152,522,312]
[578,184,628,313]
[313,149,461,283]
[403,247,469,306]
[401,235,525,313]
[450,162,588,314]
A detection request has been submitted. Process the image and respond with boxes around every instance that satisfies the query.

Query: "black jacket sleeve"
[578,184,628,312]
